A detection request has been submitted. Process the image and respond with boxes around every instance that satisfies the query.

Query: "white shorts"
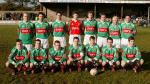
[113,39,121,48]
[23,44,32,51]
[97,37,107,47]
[36,38,49,49]
[121,38,128,48]
[69,35,81,45]
[53,37,66,47]
[83,35,96,45]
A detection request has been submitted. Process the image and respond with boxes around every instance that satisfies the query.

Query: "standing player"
[109,16,121,49]
[83,11,97,45]
[30,39,48,74]
[18,13,34,51]
[97,13,110,48]
[121,15,136,47]
[102,37,120,72]
[48,40,67,73]
[68,12,82,45]
[51,12,67,47]
[67,37,84,72]
[35,12,50,49]
[84,36,101,71]
[5,39,29,75]
[121,37,144,73]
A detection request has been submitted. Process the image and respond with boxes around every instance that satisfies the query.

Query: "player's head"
[112,16,118,24]
[54,40,61,50]
[100,13,106,21]
[56,11,62,20]
[128,36,135,46]
[73,37,79,46]
[87,11,93,19]
[107,37,113,47]
[72,11,79,19]
[38,12,44,21]
[35,39,41,49]
[16,39,22,50]
[89,36,95,45]
[125,15,131,23]
[23,13,28,21]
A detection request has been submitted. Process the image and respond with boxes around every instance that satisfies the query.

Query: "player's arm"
[30,50,37,64]
[113,48,119,62]
[22,49,28,64]
[101,47,107,61]
[135,47,141,60]
[8,48,17,64]
[122,49,129,62]
[94,46,100,60]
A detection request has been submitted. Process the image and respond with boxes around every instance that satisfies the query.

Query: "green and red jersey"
[34,21,50,39]
[51,20,67,37]
[122,45,142,62]
[83,19,97,35]
[97,21,110,37]
[120,22,136,39]
[109,23,121,39]
[18,21,34,44]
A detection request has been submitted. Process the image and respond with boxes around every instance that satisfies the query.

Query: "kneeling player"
[67,37,84,72]
[121,37,144,73]
[84,36,102,71]
[30,39,47,74]
[102,37,120,72]
[48,40,67,73]
[5,39,29,75]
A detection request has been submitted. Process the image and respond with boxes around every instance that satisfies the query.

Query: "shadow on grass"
[141,51,150,70]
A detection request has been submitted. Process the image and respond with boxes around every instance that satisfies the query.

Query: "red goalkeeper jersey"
[68,20,82,35]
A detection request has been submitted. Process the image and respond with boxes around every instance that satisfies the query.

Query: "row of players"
[18,11,136,51]
[6,36,144,75]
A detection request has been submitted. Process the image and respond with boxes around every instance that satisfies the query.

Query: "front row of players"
[6,36,144,75]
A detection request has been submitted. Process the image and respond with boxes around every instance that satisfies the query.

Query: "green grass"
[0,25,150,84]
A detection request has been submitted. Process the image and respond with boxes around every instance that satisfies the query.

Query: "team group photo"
[0,0,150,84]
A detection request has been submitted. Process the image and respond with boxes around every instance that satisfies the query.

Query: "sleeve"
[80,46,84,57]
[30,50,36,63]
[8,48,16,64]
[41,49,47,62]
[64,22,68,34]
[132,23,136,36]
[113,48,119,61]
[47,22,51,36]
[22,50,28,64]
[31,22,35,39]
[17,23,21,37]
[94,46,100,60]
[102,47,107,61]
[135,47,141,60]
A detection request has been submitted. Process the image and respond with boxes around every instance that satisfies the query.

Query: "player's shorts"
[23,44,32,51]
[121,38,128,48]
[97,37,107,47]
[83,35,96,45]
[69,35,81,45]
[53,36,66,47]
[113,39,121,48]
[36,38,49,49]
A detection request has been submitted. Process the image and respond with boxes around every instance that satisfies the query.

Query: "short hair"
[16,39,22,42]
[125,15,131,18]
[89,36,95,40]
[23,13,28,16]
[72,11,79,15]
[107,37,113,42]
[99,13,106,17]
[56,11,62,15]
[87,11,93,14]
[128,36,135,41]
[73,37,79,41]
[38,12,44,16]
[54,40,60,44]
[35,39,41,44]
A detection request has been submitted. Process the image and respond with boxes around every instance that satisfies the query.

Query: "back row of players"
[6,11,144,75]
